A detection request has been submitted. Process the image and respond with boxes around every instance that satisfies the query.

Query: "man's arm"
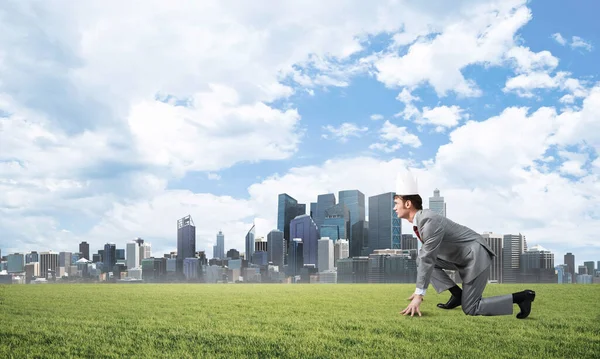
[415,215,445,293]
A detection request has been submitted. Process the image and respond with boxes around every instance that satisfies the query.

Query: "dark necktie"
[413,226,423,243]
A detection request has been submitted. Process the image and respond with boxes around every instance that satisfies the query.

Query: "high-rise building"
[367,192,401,256]
[564,252,575,284]
[338,190,366,257]
[139,242,151,266]
[255,237,268,252]
[290,214,319,267]
[79,242,90,261]
[277,194,306,245]
[245,224,256,262]
[482,232,503,283]
[428,188,447,217]
[7,253,25,273]
[318,238,334,272]
[25,251,39,263]
[39,251,59,279]
[502,234,526,283]
[267,229,285,268]
[314,193,336,229]
[287,238,304,277]
[310,202,317,219]
[583,261,595,277]
[103,244,116,273]
[177,215,196,273]
[126,241,140,269]
[520,244,557,283]
[214,231,225,259]
[116,249,125,261]
[59,252,72,269]
[401,234,418,251]
[334,239,350,266]
[322,203,350,241]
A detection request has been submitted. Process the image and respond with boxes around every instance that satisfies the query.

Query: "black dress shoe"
[437,295,461,309]
[515,290,536,319]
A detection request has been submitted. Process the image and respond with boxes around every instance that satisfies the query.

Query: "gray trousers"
[430,258,513,316]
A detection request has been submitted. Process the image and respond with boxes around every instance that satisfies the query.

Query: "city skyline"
[1,1,600,267]
[1,188,597,269]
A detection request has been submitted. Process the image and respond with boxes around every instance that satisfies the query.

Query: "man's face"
[393,196,409,218]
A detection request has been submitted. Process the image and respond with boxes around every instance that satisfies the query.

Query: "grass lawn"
[1,283,599,358]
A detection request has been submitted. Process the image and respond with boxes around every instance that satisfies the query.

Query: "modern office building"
[267,229,285,268]
[177,215,196,273]
[428,188,447,217]
[482,232,503,283]
[503,234,527,283]
[245,224,256,263]
[277,194,306,245]
[368,192,401,255]
[79,242,90,261]
[290,214,319,267]
[338,189,366,257]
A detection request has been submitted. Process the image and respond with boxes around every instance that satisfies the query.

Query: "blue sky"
[1,0,599,267]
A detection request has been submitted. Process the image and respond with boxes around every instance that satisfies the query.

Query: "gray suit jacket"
[414,209,495,290]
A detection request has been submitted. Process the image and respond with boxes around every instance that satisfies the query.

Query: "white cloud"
[128,84,302,176]
[370,114,384,121]
[571,36,593,51]
[558,151,589,177]
[394,88,421,120]
[373,1,531,97]
[207,173,221,180]
[418,105,467,132]
[321,123,368,143]
[370,120,421,152]
[551,33,567,46]
[503,71,589,99]
[505,46,559,74]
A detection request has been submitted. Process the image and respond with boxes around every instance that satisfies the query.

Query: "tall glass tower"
[367,192,401,255]
[338,190,366,255]
[428,189,447,217]
[177,215,196,274]
[290,214,319,267]
[245,224,256,262]
[314,193,336,229]
[277,194,306,245]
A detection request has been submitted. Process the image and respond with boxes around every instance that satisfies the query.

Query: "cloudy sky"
[1,0,599,266]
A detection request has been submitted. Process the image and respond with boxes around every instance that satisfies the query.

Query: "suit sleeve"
[415,215,445,291]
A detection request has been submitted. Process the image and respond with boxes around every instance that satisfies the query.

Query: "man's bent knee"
[462,302,479,316]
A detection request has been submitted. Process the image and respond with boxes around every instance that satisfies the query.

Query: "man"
[394,170,536,318]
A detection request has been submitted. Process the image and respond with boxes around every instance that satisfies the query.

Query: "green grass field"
[1,283,599,358]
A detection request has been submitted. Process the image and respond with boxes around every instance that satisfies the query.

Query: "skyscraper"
[287,238,304,277]
[290,214,319,267]
[502,234,526,283]
[79,242,90,261]
[564,252,575,284]
[318,238,334,272]
[103,243,116,273]
[245,224,256,262]
[321,203,350,241]
[177,215,196,273]
[482,232,503,283]
[314,193,336,229]
[367,192,401,256]
[583,261,595,277]
[39,251,59,279]
[338,190,366,256]
[214,231,225,259]
[267,229,285,268]
[428,188,447,217]
[126,241,140,269]
[401,234,418,251]
[277,194,306,245]
[520,245,557,283]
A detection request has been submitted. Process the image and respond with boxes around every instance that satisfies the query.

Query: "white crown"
[395,170,419,196]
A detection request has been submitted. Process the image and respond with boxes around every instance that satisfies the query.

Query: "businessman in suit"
[394,171,536,318]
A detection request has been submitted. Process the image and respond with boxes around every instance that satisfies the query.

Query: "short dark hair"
[395,194,423,210]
